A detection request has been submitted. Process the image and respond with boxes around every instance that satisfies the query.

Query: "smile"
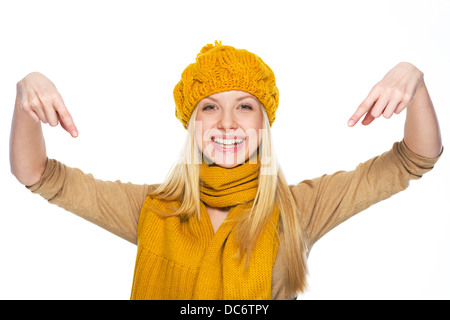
[211,136,245,148]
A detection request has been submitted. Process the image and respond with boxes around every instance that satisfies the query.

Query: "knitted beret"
[174,41,279,129]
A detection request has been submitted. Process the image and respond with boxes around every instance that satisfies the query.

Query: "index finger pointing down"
[53,94,78,137]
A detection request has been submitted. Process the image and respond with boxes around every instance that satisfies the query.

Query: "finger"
[348,87,379,127]
[361,112,375,126]
[53,94,78,137]
[43,105,60,127]
[383,98,401,119]
[369,95,390,119]
[38,95,59,127]
[25,106,41,123]
[29,110,41,122]
[22,100,42,123]
[29,96,48,123]
[394,100,409,115]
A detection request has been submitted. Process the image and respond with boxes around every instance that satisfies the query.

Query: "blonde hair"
[150,106,308,297]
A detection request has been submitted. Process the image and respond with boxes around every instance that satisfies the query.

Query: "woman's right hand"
[16,72,78,137]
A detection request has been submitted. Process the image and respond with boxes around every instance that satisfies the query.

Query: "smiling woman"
[9,41,443,300]
[140,43,308,298]
[195,91,263,167]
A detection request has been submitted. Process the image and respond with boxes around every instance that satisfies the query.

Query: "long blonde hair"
[150,106,308,297]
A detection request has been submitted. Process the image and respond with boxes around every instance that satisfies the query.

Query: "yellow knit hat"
[174,41,279,129]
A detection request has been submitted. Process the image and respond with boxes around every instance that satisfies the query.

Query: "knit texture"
[174,41,279,129]
[130,160,279,299]
[199,159,259,208]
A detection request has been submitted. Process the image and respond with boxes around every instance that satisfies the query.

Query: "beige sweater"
[27,140,442,299]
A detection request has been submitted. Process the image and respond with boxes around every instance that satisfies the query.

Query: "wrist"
[409,79,428,111]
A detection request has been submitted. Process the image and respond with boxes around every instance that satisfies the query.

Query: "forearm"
[404,80,442,158]
[9,92,47,186]
[27,158,154,244]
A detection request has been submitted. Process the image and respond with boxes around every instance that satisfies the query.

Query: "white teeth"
[212,137,245,147]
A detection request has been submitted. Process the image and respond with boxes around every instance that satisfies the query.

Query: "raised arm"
[348,62,442,158]
[9,72,78,186]
[294,63,443,247]
[11,72,152,244]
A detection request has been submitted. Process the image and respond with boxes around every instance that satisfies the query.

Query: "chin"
[204,149,260,168]
[206,153,248,168]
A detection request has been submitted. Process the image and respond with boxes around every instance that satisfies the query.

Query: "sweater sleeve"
[26,158,156,244]
[290,140,443,248]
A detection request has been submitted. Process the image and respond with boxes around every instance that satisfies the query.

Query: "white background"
[1,0,449,299]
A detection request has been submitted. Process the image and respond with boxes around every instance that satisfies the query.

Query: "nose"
[217,110,237,130]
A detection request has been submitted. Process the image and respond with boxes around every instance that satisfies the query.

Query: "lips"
[211,135,245,148]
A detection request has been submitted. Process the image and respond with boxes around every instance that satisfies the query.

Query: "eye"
[202,105,217,111]
[239,104,253,110]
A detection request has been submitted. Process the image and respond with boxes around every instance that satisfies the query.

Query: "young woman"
[10,41,442,299]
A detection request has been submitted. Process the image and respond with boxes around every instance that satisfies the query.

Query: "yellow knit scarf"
[130,159,280,300]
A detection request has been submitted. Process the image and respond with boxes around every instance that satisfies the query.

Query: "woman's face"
[195,90,264,168]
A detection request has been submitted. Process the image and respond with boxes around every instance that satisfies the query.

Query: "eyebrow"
[204,94,257,103]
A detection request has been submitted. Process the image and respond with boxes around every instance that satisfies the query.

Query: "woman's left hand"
[348,62,424,127]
